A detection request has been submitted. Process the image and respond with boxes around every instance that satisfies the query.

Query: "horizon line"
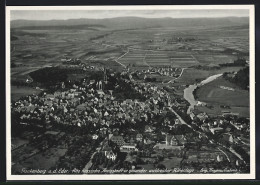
[11,15,249,22]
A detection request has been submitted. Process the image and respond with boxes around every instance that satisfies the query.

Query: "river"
[184,73,223,114]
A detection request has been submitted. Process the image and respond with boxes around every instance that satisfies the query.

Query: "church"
[96,68,108,94]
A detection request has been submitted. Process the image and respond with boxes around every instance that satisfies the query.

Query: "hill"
[11,16,249,30]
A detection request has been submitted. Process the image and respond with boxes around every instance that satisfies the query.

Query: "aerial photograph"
[8,7,252,177]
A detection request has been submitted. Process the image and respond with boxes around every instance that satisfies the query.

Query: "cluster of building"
[13,69,185,129]
[142,67,181,77]
[219,86,235,91]
[167,36,197,44]
[61,57,81,65]
[12,68,193,165]
[188,109,249,149]
[12,65,250,170]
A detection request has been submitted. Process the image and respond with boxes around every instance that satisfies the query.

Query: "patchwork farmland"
[169,55,199,67]
[118,50,199,67]
[118,50,146,66]
[145,52,170,66]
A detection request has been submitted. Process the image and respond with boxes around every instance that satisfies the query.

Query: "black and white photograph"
[6,5,255,180]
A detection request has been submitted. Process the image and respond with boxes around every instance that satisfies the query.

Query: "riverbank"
[193,76,249,117]
[183,74,222,114]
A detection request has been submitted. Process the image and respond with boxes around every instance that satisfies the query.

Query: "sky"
[10,9,249,20]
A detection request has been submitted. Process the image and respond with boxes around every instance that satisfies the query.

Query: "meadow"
[176,66,244,86]
[195,76,249,107]
[194,76,249,117]
[195,106,249,118]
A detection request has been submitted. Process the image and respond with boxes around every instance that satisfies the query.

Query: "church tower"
[104,68,108,84]
[97,67,108,90]
[98,81,103,90]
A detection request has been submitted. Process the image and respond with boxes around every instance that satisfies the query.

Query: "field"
[118,50,147,66]
[118,49,199,67]
[11,24,248,73]
[195,77,249,106]
[11,29,124,83]
[118,48,239,67]
[147,52,198,67]
[170,66,244,96]
[195,106,249,118]
[147,74,174,83]
[194,77,249,117]
[11,85,42,101]
[176,66,244,85]
[194,54,237,65]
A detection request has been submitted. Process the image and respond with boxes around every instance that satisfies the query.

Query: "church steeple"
[104,67,108,84]
[97,67,108,91]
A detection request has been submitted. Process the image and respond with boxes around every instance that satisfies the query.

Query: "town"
[11,59,250,174]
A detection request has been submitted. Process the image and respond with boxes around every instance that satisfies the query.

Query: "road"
[117,48,129,61]
[113,59,126,68]
[168,68,186,83]
[82,140,105,172]
[82,151,96,171]
[168,107,192,129]
[218,147,231,162]
[114,49,129,68]
[90,40,126,68]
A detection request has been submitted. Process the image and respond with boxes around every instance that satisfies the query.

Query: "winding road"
[168,68,186,83]
[113,49,129,68]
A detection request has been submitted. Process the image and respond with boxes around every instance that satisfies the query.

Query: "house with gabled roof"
[110,135,125,146]
[145,125,155,133]
[166,134,178,146]
[120,143,138,152]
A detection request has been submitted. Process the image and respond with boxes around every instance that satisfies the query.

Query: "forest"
[223,66,249,90]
